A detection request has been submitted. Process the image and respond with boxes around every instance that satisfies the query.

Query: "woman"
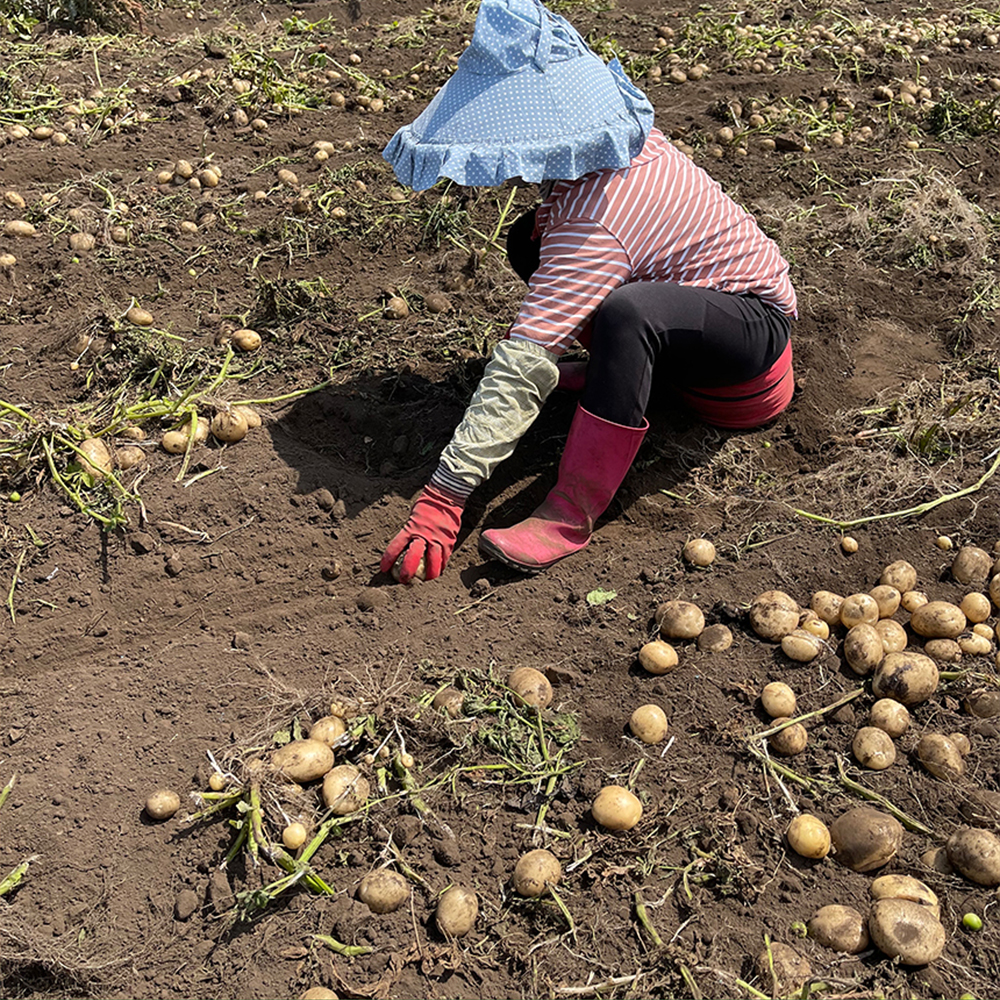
[380,0,796,582]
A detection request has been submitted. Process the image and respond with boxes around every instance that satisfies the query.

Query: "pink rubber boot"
[478,404,648,573]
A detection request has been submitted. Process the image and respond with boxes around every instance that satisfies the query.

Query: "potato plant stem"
[680,965,703,1000]
[750,687,864,740]
[0,857,35,897]
[634,891,664,947]
[6,548,26,625]
[0,774,15,812]
[834,755,936,836]
[313,934,373,957]
[222,821,249,868]
[0,399,34,422]
[733,979,770,1000]
[547,885,576,940]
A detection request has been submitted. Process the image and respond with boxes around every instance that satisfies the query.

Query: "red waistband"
[681,342,793,429]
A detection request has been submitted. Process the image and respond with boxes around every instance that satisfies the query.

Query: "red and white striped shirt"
[508,127,797,355]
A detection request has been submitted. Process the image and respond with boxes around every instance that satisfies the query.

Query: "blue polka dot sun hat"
[383,0,654,190]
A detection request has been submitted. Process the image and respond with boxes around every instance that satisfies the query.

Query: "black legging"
[506,208,790,427]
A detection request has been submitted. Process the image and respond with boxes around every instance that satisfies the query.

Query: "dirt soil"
[1,0,1000,998]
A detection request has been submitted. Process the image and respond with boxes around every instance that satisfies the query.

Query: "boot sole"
[477,534,567,574]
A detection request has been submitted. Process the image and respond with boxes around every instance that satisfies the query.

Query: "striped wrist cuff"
[430,464,476,502]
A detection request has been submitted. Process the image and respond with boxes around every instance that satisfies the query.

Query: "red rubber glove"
[380,485,465,583]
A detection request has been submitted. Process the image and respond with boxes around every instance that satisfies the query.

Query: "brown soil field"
[1,1,999,998]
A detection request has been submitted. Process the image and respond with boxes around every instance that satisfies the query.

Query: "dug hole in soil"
[1,0,999,998]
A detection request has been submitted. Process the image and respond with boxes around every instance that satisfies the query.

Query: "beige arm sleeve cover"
[430,339,559,498]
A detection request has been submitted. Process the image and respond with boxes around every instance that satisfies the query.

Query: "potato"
[839,593,879,628]
[924,638,961,663]
[358,869,409,913]
[682,538,715,566]
[853,726,896,770]
[191,416,210,444]
[798,611,829,640]
[126,305,154,327]
[655,600,705,639]
[232,328,261,351]
[144,788,181,820]
[629,704,668,744]
[807,904,868,953]
[911,600,966,638]
[299,989,339,1000]
[900,590,929,613]
[869,698,909,738]
[874,619,907,652]
[958,632,992,657]
[991,574,1000,609]
[871,651,939,706]
[211,409,249,443]
[3,219,36,237]
[965,688,1000,718]
[840,535,858,554]
[435,885,478,937]
[868,584,901,619]
[77,437,112,479]
[880,559,917,592]
[959,788,1000,827]
[843,623,883,675]
[161,430,190,454]
[973,623,994,640]
[871,873,939,918]
[786,814,830,859]
[391,552,426,583]
[920,846,954,874]
[272,739,334,782]
[781,629,823,662]
[384,296,409,319]
[233,405,262,429]
[949,732,971,755]
[952,545,992,584]
[432,687,464,718]
[829,807,902,872]
[755,942,811,997]
[322,764,369,814]
[947,827,1000,886]
[115,444,146,470]
[768,719,807,756]
[309,715,346,746]
[960,592,991,623]
[512,849,561,897]
[761,682,796,718]
[810,590,843,626]
[592,785,643,831]
[868,898,945,964]
[916,733,964,781]
[696,623,732,652]
[638,640,679,674]
[282,821,308,850]
[508,666,552,709]
[750,591,799,641]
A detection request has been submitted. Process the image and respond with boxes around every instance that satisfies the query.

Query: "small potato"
[853,726,896,770]
[755,942,811,997]
[272,739,334,782]
[358,869,409,913]
[871,873,939,917]
[750,590,799,641]
[874,619,907,653]
[432,687,464,718]
[629,704,668,744]
[592,785,643,831]
[781,629,823,662]
[638,640,678,674]
[508,666,553,709]
[761,681,796,718]
[233,405,262,429]
[880,560,917,593]
[211,409,248,443]
[991,575,1000,609]
[798,611,830,640]
[232,328,261,351]
[77,437,112,479]
[960,592,991,623]
[786,814,830,859]
[115,445,146,470]
[924,638,961,663]
[965,688,1000,718]
[868,898,945,964]
[512,849,561,897]
[282,822,308,850]
[840,535,858,554]
[391,552,425,583]
[309,715,346,746]
[126,305,154,327]
[911,600,966,638]
[840,593,879,628]
[958,632,992,657]
[145,788,181,820]
[829,806,902,872]
[916,733,964,781]
[299,989,338,1000]
[973,623,994,640]
[808,904,868,953]
[872,651,939,706]
[436,885,478,937]
[947,827,1000,886]
[900,590,929,612]
[920,846,954,874]
[959,788,1000,827]
[682,538,715,566]
[655,600,705,639]
[810,590,843,626]
[3,219,36,237]
[952,545,992,584]
[322,764,370,814]
[869,698,909,738]
[869,585,901,619]
[384,296,409,319]
[696,623,732,652]
[949,732,971,755]
[768,718,807,756]
[843,623,883,675]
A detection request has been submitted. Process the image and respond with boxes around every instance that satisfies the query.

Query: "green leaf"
[586,588,617,606]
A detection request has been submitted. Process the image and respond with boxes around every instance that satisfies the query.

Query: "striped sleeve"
[507,221,632,355]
